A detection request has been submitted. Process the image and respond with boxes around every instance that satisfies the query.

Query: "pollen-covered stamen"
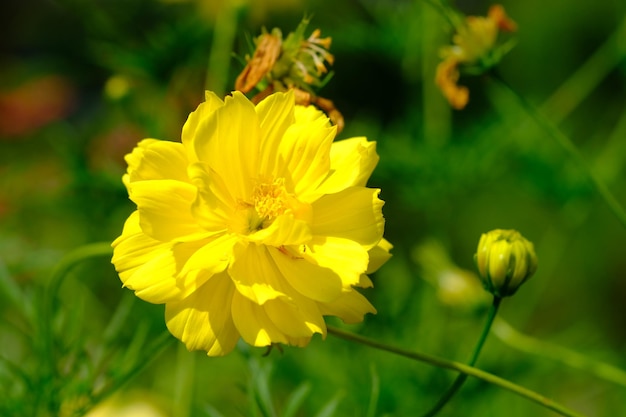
[253,177,289,221]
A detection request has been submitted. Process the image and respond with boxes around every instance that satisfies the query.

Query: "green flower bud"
[475,229,537,297]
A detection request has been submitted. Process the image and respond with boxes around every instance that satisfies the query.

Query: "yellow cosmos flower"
[112,90,390,356]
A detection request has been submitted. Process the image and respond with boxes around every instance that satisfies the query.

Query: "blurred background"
[1,0,626,416]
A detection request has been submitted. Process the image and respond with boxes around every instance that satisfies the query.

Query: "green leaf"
[281,382,311,417]
[203,403,227,417]
[312,392,343,417]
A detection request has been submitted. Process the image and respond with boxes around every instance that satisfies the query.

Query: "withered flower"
[235,18,344,132]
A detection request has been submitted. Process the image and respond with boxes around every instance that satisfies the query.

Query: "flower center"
[252,177,289,225]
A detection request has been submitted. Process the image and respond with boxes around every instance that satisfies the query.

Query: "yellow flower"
[436,4,517,109]
[112,90,390,356]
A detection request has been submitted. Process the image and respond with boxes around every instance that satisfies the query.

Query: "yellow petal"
[129,179,208,242]
[191,91,260,201]
[247,214,312,246]
[124,139,157,180]
[165,271,239,356]
[269,245,343,303]
[229,242,289,305]
[366,238,393,274]
[181,91,225,162]
[277,106,335,199]
[304,236,369,288]
[126,139,189,184]
[231,291,288,346]
[112,212,181,304]
[312,187,384,249]
[264,295,325,338]
[179,233,237,277]
[187,162,235,232]
[317,137,379,195]
[357,274,374,288]
[318,289,376,324]
[255,91,295,176]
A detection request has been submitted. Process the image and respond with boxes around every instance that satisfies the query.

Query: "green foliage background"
[1,0,625,416]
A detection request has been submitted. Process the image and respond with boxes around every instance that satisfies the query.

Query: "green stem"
[493,318,626,388]
[42,242,115,368]
[205,0,240,95]
[74,331,175,417]
[540,16,626,124]
[490,72,626,229]
[421,296,502,416]
[46,242,114,307]
[326,326,586,417]
[37,242,114,415]
[173,341,196,417]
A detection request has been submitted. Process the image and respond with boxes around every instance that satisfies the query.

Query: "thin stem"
[540,15,626,124]
[37,242,114,415]
[46,242,114,307]
[490,72,626,229]
[42,242,115,362]
[173,341,196,417]
[493,318,626,389]
[73,331,176,417]
[326,326,586,417]
[421,296,502,416]
[205,0,240,95]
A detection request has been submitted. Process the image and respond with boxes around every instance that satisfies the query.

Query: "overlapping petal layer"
[112,90,390,356]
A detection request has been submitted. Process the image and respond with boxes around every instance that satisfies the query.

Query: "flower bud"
[475,229,537,297]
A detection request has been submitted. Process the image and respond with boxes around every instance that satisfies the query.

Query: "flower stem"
[42,242,115,371]
[540,15,626,124]
[205,1,241,95]
[493,317,626,388]
[46,242,114,306]
[326,325,587,417]
[490,71,626,229]
[74,331,175,417]
[37,242,115,414]
[421,296,502,416]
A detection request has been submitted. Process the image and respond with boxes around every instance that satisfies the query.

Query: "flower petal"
[191,91,260,201]
[366,238,393,274]
[229,242,289,305]
[264,295,326,339]
[304,236,369,288]
[318,289,377,324]
[178,233,237,276]
[247,214,312,247]
[129,179,208,242]
[112,211,181,303]
[255,91,295,176]
[181,91,225,161]
[165,271,239,356]
[312,187,384,249]
[358,274,374,288]
[277,105,335,199]
[269,245,343,302]
[317,137,379,195]
[126,139,189,184]
[231,291,288,346]
[187,162,235,232]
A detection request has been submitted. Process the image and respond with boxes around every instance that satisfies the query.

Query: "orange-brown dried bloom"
[235,18,344,131]
[436,4,517,109]
[235,34,282,94]
[435,58,469,111]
